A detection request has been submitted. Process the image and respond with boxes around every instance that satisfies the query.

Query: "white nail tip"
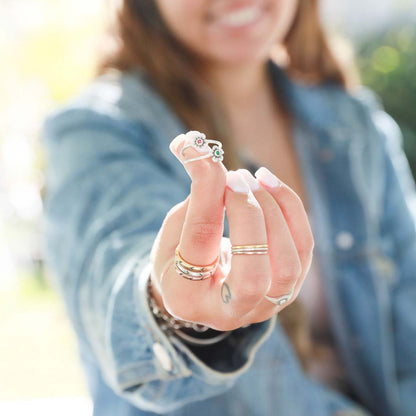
[236,169,260,191]
[226,171,250,193]
[169,134,186,153]
[254,167,281,188]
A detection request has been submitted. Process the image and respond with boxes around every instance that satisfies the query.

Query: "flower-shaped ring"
[180,131,224,164]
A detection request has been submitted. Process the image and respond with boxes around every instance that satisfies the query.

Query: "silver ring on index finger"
[180,132,224,164]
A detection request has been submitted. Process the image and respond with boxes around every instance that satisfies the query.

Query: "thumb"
[151,195,191,283]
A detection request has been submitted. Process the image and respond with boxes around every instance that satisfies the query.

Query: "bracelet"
[146,274,233,346]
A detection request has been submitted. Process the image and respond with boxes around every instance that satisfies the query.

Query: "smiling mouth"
[209,3,266,28]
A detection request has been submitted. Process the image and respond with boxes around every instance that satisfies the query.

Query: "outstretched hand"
[150,131,314,331]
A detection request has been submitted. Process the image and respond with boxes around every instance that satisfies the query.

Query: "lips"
[208,1,267,28]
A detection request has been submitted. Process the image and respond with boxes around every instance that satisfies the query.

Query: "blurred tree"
[357,23,416,179]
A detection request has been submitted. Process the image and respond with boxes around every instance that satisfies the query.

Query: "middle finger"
[237,168,303,321]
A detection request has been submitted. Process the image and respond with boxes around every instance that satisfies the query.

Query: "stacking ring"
[180,131,224,164]
[175,241,292,306]
[264,290,294,306]
[231,244,268,255]
[174,245,219,281]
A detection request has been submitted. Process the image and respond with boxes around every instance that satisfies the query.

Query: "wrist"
[147,272,209,331]
[146,273,234,345]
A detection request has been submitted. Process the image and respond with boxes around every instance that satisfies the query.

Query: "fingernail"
[226,170,250,193]
[169,133,186,155]
[236,169,260,191]
[254,167,281,188]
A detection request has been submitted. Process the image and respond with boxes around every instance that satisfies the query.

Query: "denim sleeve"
[41,106,276,413]
[377,109,416,416]
[355,88,416,416]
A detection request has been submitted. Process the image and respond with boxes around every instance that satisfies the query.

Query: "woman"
[42,0,416,415]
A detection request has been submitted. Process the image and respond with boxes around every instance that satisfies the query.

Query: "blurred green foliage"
[357,23,416,178]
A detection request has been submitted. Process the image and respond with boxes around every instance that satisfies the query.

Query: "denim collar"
[267,59,351,143]
[126,59,354,147]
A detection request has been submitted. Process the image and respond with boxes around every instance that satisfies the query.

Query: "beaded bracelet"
[146,274,233,346]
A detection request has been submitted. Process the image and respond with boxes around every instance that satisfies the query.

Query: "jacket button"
[152,342,173,372]
[335,231,354,250]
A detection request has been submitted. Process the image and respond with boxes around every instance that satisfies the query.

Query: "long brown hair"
[97,0,359,169]
[96,0,360,368]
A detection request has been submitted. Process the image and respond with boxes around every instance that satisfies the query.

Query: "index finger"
[172,131,227,266]
[162,131,227,319]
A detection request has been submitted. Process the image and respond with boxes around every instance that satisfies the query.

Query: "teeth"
[217,6,262,27]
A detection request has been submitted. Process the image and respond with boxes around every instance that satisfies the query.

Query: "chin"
[201,44,272,67]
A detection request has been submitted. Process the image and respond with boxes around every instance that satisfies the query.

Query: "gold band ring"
[174,245,219,281]
[231,244,268,255]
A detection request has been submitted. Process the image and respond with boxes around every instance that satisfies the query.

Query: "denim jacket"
[42,60,416,416]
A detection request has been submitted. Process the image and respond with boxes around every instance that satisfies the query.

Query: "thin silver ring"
[180,131,224,164]
[264,290,293,306]
[175,261,215,280]
[182,144,224,164]
[174,245,218,280]
[231,249,268,255]
[231,244,268,255]
[181,139,222,155]
[180,131,221,154]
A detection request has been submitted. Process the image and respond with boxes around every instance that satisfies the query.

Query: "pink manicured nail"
[254,167,281,188]
[236,169,260,191]
[226,171,250,193]
[169,133,186,155]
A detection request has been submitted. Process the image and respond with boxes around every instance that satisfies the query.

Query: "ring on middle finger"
[231,244,269,255]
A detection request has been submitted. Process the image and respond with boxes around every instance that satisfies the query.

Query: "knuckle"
[189,221,223,244]
[235,275,270,301]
